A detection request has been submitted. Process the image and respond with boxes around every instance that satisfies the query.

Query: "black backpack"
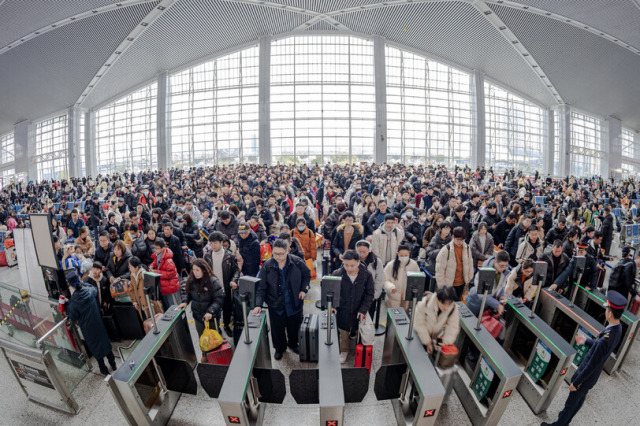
[608,260,628,291]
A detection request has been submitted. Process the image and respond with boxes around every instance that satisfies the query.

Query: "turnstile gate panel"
[378,308,445,426]
[536,289,607,382]
[106,306,196,426]
[503,295,576,414]
[454,302,522,426]
[217,311,274,426]
[573,285,639,374]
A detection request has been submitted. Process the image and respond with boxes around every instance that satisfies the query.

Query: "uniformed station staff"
[542,291,625,426]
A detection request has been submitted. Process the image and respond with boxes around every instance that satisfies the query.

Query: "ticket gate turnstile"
[536,288,610,382]
[375,308,445,425]
[106,306,197,426]
[502,295,576,414]
[216,311,286,426]
[454,303,523,426]
[573,285,639,374]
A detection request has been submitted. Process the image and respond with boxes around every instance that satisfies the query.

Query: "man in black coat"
[237,223,261,278]
[94,231,113,271]
[481,202,501,236]
[451,205,473,244]
[545,217,568,248]
[600,208,614,255]
[286,203,316,233]
[543,240,570,288]
[332,250,375,364]
[607,247,638,300]
[504,216,532,263]
[162,222,185,272]
[204,231,241,337]
[253,239,310,360]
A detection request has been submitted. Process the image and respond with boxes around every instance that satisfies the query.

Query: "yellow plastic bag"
[199,320,224,352]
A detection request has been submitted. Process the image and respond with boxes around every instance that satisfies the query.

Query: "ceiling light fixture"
[499,26,506,30]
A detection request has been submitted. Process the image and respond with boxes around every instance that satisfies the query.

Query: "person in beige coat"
[414,287,460,353]
[127,256,163,320]
[371,214,405,266]
[515,226,544,264]
[382,245,421,310]
[435,226,474,301]
[505,259,537,303]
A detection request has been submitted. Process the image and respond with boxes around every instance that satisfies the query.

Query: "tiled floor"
[0,264,636,425]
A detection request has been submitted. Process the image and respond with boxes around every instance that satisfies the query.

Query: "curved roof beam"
[483,0,640,56]
[471,0,563,104]
[0,0,159,56]
[77,0,176,106]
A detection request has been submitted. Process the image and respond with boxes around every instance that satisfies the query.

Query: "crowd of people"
[1,163,639,367]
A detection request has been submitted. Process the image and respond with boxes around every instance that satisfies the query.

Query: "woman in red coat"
[150,238,180,310]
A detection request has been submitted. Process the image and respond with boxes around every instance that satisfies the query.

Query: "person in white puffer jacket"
[383,244,421,310]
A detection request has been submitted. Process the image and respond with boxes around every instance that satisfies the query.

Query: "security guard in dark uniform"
[542,291,625,426]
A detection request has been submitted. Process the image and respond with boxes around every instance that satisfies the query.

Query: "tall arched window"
[386,46,472,166]
[169,46,260,166]
[270,36,376,164]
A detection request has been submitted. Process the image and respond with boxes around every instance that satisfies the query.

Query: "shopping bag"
[481,310,504,339]
[199,320,224,352]
[358,313,375,346]
[305,258,317,280]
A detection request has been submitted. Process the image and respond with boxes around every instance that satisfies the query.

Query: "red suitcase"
[206,341,233,365]
[354,344,373,372]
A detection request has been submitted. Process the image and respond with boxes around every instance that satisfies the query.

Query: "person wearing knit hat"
[65,270,116,376]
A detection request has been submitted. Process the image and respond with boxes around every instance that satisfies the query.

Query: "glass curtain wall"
[570,111,604,177]
[386,45,472,166]
[0,132,14,166]
[35,115,68,181]
[271,36,376,164]
[95,83,157,174]
[485,82,545,174]
[169,46,260,166]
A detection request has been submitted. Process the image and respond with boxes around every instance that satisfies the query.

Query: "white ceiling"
[1,0,640,134]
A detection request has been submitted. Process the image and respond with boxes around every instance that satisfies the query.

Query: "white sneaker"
[340,351,348,364]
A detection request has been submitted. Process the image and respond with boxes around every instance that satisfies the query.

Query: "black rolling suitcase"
[299,313,319,362]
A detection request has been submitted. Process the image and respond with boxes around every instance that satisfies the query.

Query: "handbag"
[481,310,504,339]
[358,313,375,346]
[436,345,459,370]
[110,278,131,299]
[305,258,317,280]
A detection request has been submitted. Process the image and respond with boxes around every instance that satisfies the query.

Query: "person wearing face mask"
[291,217,317,266]
[383,245,421,310]
[413,286,460,354]
[331,250,375,364]
[331,212,363,272]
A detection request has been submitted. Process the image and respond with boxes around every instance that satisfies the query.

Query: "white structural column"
[557,104,571,177]
[545,108,555,176]
[85,111,97,177]
[14,120,36,181]
[157,72,170,170]
[471,70,486,169]
[259,36,271,166]
[67,107,82,178]
[606,116,622,180]
[373,36,387,164]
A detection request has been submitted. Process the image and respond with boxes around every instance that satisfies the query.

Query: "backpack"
[608,260,628,291]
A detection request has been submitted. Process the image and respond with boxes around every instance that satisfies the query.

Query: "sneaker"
[274,351,283,361]
[340,351,348,364]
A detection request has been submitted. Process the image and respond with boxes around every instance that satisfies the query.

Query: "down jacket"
[505,264,537,301]
[382,259,421,309]
[181,276,224,323]
[151,248,180,296]
[371,225,405,265]
[435,241,474,288]
[414,293,460,347]
[291,226,317,261]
